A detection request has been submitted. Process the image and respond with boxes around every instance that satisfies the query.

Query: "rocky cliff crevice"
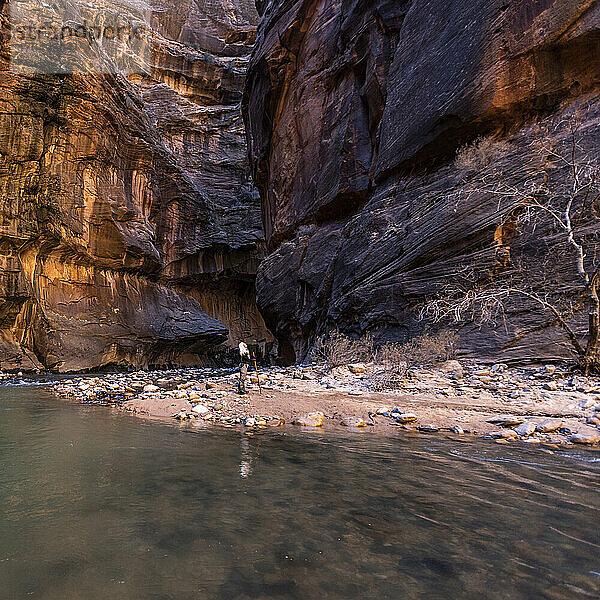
[0,0,272,372]
[244,0,600,363]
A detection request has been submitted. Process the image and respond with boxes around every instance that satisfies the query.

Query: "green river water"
[0,384,599,599]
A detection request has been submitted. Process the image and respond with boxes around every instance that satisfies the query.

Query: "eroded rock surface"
[244,0,600,362]
[0,0,272,371]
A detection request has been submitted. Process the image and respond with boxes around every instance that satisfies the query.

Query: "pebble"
[570,432,600,445]
[450,425,464,435]
[486,415,525,427]
[541,442,560,450]
[536,419,563,433]
[491,429,518,439]
[191,404,209,414]
[341,417,368,428]
[347,363,366,375]
[440,360,463,374]
[417,424,439,432]
[293,412,324,427]
[395,413,418,423]
[143,384,159,393]
[514,422,536,436]
[543,381,557,391]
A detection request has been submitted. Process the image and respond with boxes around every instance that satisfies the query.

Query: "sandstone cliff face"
[0,0,272,372]
[245,0,600,363]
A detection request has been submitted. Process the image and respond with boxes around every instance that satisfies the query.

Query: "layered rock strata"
[0,0,272,371]
[244,0,600,363]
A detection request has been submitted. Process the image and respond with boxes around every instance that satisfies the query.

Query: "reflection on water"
[0,386,599,600]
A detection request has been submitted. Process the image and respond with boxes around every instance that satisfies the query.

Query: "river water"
[0,384,599,600]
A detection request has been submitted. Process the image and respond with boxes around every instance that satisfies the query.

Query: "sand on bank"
[108,364,600,446]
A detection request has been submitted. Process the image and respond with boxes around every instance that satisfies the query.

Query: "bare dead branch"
[437,118,600,370]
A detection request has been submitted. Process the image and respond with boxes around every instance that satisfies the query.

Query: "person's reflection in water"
[240,434,252,478]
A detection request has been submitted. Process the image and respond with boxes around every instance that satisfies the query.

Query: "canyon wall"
[244,0,600,363]
[0,0,272,372]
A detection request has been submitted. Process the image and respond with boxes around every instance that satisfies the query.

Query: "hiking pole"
[252,352,262,395]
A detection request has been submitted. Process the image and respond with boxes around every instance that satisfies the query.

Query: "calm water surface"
[1,384,599,600]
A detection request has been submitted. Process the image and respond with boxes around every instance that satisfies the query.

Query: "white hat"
[238,342,249,357]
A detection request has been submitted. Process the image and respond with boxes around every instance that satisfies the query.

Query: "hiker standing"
[238,342,250,394]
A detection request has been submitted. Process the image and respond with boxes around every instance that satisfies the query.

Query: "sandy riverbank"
[45,360,600,449]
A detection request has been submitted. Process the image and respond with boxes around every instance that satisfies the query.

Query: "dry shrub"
[399,330,457,368]
[369,331,457,391]
[370,343,407,391]
[376,343,407,368]
[455,136,511,171]
[313,330,374,369]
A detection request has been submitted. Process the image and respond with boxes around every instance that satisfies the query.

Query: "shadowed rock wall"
[0,0,272,372]
[244,0,600,363]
